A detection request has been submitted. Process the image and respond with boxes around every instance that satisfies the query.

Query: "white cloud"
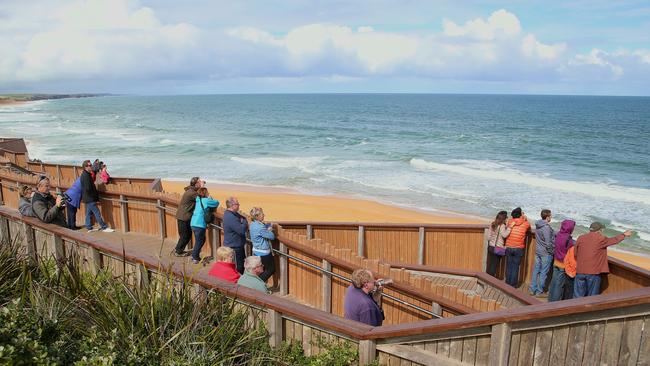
[570,49,624,77]
[522,34,566,60]
[442,9,521,40]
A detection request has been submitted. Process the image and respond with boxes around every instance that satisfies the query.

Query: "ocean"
[1,94,649,254]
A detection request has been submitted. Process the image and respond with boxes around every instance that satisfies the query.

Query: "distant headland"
[0,93,111,105]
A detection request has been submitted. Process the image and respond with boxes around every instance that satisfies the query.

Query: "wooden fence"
[1,207,649,365]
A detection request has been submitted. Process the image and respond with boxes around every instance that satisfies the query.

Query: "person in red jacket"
[504,207,531,288]
[573,222,632,297]
[208,246,241,283]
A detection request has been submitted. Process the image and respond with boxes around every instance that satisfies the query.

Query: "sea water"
[1,94,649,254]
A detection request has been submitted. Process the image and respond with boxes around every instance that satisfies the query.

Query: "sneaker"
[101,228,115,233]
[173,251,191,257]
[192,258,201,265]
[87,228,99,233]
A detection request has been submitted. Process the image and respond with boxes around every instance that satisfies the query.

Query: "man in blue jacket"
[223,197,248,274]
[63,177,82,230]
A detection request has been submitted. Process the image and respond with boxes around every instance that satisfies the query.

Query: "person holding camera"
[343,269,387,326]
[80,160,114,232]
[31,177,67,227]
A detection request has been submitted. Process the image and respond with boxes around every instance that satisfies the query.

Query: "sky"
[1,0,649,95]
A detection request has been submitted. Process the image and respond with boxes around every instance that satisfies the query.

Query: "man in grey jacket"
[31,177,66,227]
[529,209,556,295]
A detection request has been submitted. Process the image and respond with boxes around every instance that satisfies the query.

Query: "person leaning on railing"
[80,160,114,233]
[31,177,66,227]
[189,187,219,264]
[18,185,35,217]
[504,207,530,288]
[249,207,275,283]
[343,269,385,326]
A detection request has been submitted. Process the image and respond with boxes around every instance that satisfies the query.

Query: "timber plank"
[582,322,605,365]
[461,337,477,364]
[533,329,553,366]
[618,317,644,366]
[548,325,570,366]
[509,332,521,366]
[638,316,650,366]
[600,318,624,366]
[517,330,537,366]
[565,324,587,366]
[475,335,491,366]
[438,339,451,357]
[450,338,464,361]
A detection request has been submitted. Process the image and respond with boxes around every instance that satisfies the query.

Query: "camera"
[375,278,393,287]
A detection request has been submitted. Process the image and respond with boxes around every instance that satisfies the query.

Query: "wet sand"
[162,179,650,270]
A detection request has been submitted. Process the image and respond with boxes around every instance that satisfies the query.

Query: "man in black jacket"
[173,176,204,256]
[80,160,114,233]
[31,177,66,227]
[223,197,248,273]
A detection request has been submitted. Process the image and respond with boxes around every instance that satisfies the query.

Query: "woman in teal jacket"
[190,187,219,264]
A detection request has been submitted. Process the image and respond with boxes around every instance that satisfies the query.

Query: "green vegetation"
[0,236,362,365]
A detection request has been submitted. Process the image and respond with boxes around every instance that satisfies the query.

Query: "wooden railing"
[2,207,649,365]
[278,222,650,294]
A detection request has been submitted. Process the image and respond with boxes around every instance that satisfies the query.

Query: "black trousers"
[259,253,275,282]
[486,246,502,277]
[230,246,246,274]
[174,219,192,253]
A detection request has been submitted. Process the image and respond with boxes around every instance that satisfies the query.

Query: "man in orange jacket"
[504,207,531,288]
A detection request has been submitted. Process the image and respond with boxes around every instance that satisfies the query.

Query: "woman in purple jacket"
[548,219,576,301]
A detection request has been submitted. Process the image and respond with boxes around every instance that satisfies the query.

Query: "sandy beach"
[162,179,650,270]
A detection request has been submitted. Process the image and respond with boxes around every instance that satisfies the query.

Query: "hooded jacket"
[535,219,556,256]
[553,220,576,262]
[505,216,531,249]
[19,197,35,217]
[64,177,82,209]
[31,191,66,227]
[176,185,198,221]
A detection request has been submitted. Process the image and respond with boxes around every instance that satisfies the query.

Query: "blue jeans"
[548,266,567,302]
[191,227,206,261]
[573,274,601,298]
[85,202,107,230]
[529,254,553,295]
[505,248,525,288]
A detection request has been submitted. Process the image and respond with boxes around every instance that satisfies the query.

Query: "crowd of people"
[18,159,114,233]
[486,207,632,300]
[17,171,635,325]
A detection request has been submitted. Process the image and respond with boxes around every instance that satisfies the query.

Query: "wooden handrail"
[278,221,488,230]
[382,261,540,305]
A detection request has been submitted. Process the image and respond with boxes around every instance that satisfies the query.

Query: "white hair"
[244,256,262,272]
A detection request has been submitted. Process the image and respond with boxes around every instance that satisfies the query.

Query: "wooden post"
[418,226,425,265]
[0,180,4,205]
[358,225,365,257]
[482,228,490,273]
[306,224,313,240]
[488,323,511,366]
[157,199,166,239]
[120,195,129,233]
[358,340,377,365]
[41,162,45,173]
[210,225,217,258]
[73,166,78,177]
[137,263,149,290]
[53,234,65,264]
[279,242,288,295]
[23,222,36,263]
[322,259,332,313]
[90,247,102,274]
[56,165,61,187]
[431,301,442,317]
[0,216,9,243]
[266,309,283,348]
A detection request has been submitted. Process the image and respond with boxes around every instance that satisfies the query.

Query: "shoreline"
[161,179,650,269]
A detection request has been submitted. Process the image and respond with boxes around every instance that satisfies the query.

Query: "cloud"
[1,3,649,94]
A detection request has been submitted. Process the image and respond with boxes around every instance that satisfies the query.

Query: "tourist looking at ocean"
[574,222,632,298]
[486,211,508,277]
[31,177,66,227]
[223,197,248,274]
[63,177,82,230]
[548,219,576,301]
[18,185,35,217]
[173,177,204,256]
[237,256,270,293]
[504,207,530,288]
[529,209,556,296]
[249,207,276,282]
[80,160,114,233]
[343,269,385,326]
[189,187,219,264]
[208,246,241,283]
